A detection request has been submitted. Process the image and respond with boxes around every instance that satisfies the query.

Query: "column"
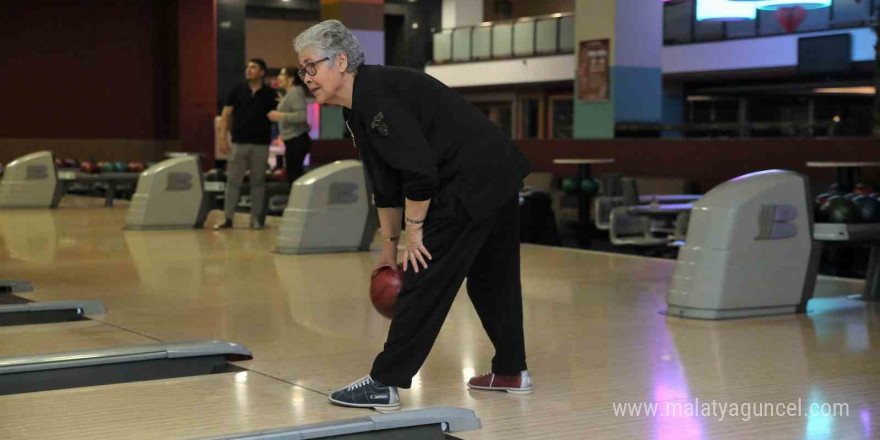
[573,0,663,139]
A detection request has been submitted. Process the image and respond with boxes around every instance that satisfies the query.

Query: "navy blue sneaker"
[329,375,400,410]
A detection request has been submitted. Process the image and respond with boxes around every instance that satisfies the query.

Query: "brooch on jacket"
[371,112,391,137]
[344,120,357,150]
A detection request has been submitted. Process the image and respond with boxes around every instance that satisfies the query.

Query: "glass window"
[493,23,513,58]
[536,18,558,54]
[694,20,724,42]
[559,16,575,52]
[433,31,452,63]
[664,2,694,44]
[725,19,757,39]
[833,0,871,28]
[513,21,536,57]
[473,26,492,60]
[522,98,541,139]
[453,28,471,62]
[551,99,573,139]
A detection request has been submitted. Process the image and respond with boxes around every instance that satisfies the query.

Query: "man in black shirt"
[216,58,277,230]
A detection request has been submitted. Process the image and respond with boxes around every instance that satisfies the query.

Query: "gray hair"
[294,20,364,73]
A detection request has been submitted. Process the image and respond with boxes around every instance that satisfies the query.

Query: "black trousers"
[370,195,527,388]
[283,132,311,183]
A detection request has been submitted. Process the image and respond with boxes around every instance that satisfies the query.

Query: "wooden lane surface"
[0,371,372,440]
[0,320,153,357]
[1,197,878,439]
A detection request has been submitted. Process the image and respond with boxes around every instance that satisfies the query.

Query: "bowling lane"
[0,320,154,357]
[5,198,880,440]
[1,371,372,440]
[392,294,880,440]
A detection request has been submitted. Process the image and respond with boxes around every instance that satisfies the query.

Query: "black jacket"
[342,65,530,222]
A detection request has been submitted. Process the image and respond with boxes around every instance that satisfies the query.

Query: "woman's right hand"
[372,240,398,276]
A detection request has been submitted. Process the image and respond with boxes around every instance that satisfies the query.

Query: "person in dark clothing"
[295,20,533,410]
[216,58,276,230]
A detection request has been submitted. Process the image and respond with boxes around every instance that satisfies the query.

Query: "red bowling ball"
[370,265,403,319]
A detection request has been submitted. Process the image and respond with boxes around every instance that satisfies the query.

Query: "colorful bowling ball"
[580,178,600,195]
[869,192,880,201]
[561,177,579,194]
[115,161,127,172]
[827,183,846,195]
[271,168,288,182]
[102,162,115,174]
[820,196,862,224]
[54,158,64,168]
[815,192,834,207]
[853,196,880,223]
[80,161,97,174]
[853,183,874,196]
[370,265,403,320]
[843,193,858,200]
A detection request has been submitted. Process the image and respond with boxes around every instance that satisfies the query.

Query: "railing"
[665,0,876,45]
[616,120,855,138]
[433,2,876,63]
[431,12,575,65]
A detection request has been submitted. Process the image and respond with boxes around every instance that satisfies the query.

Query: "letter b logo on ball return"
[25,165,48,180]
[165,172,193,191]
[328,182,359,205]
[755,205,798,240]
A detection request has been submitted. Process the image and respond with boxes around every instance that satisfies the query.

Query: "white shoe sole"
[328,396,401,410]
[467,384,534,395]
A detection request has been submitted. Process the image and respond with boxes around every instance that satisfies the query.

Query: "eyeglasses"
[298,57,330,80]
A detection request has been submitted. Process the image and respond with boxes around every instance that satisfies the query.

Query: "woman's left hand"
[403,226,432,273]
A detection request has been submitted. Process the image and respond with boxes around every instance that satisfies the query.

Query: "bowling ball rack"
[812,223,880,302]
